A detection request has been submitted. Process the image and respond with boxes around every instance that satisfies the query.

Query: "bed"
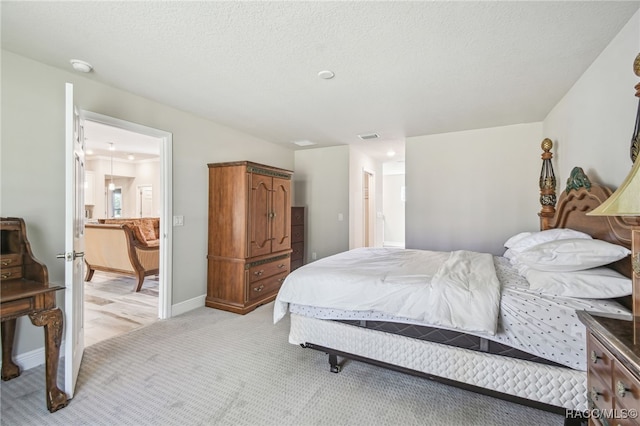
[273,143,636,417]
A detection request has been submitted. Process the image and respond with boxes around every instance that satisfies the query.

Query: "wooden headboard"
[537,141,637,309]
[542,166,634,279]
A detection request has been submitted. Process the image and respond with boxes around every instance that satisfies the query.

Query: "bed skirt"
[289,313,587,412]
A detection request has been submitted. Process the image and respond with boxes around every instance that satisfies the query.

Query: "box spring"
[289,314,587,413]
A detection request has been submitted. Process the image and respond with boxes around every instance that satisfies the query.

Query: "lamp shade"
[588,158,640,216]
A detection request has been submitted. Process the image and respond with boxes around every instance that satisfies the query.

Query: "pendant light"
[108,142,115,191]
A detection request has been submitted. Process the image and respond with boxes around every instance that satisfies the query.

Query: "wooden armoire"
[206,161,292,314]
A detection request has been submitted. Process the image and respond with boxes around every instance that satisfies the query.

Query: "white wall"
[544,10,640,187]
[1,50,294,355]
[404,10,640,256]
[406,122,544,255]
[87,157,161,219]
[293,146,350,262]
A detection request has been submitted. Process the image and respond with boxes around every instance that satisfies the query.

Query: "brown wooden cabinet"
[291,206,305,271]
[578,311,640,426]
[206,161,293,314]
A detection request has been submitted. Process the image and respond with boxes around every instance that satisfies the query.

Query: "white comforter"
[274,247,502,335]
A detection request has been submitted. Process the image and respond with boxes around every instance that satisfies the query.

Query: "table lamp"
[588,53,640,320]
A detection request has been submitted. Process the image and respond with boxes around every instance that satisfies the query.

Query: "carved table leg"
[1,319,21,380]
[29,308,69,412]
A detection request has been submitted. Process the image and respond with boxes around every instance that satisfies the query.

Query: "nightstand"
[577,311,640,426]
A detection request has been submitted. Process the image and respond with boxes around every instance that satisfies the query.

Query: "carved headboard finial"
[631,53,640,163]
[539,139,556,229]
[565,166,592,193]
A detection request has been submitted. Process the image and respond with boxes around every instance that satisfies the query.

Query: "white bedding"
[275,248,630,370]
[274,247,502,335]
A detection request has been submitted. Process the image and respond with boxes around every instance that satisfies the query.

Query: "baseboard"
[0,342,63,372]
[171,293,206,317]
[383,241,405,248]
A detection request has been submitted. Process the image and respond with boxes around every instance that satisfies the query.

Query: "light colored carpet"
[0,303,564,425]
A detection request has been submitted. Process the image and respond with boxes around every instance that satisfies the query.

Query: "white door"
[138,185,153,217]
[64,82,85,398]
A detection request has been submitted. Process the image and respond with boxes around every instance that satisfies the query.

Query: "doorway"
[363,170,374,247]
[81,113,172,346]
[382,161,406,248]
[137,185,154,217]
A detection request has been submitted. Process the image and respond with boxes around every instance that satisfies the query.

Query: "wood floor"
[84,271,159,347]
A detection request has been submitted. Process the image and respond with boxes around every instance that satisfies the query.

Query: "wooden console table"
[1,217,68,412]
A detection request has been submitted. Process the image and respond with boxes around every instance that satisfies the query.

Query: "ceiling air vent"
[358,133,380,140]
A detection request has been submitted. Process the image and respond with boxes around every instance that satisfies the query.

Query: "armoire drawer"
[248,257,290,283]
[247,271,288,302]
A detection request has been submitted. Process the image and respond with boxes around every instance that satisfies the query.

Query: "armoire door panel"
[249,174,272,258]
[271,177,291,254]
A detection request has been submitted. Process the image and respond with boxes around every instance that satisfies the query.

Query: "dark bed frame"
[298,141,636,423]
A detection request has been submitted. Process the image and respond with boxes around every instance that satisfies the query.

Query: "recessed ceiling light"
[127,154,135,160]
[318,70,335,80]
[70,59,93,73]
[292,140,316,147]
[86,149,94,155]
[358,133,380,140]
[387,150,396,157]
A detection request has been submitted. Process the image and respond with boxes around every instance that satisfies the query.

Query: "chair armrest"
[121,225,159,271]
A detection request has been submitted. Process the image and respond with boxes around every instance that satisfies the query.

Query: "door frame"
[83,111,173,319]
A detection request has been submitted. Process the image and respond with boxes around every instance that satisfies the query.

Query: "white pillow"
[525,267,631,298]
[515,238,631,272]
[504,228,592,251]
[503,232,534,249]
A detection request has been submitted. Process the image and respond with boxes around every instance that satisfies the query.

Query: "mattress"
[288,256,630,370]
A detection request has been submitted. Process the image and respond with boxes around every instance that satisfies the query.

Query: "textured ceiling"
[2,1,640,162]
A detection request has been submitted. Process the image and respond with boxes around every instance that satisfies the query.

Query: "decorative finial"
[539,139,556,229]
[633,53,640,163]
